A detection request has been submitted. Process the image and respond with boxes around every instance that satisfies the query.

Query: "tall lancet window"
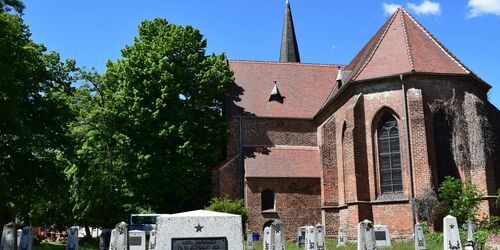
[378,115,403,193]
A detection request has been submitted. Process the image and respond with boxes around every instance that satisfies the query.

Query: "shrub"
[438,176,483,225]
[206,197,248,224]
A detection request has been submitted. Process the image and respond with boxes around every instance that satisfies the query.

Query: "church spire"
[279,0,300,63]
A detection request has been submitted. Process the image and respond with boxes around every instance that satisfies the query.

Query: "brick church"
[212,2,500,239]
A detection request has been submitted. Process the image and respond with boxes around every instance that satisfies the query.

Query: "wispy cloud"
[467,0,500,17]
[383,2,402,15]
[407,0,441,15]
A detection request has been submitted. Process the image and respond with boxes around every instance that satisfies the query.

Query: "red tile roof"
[244,146,320,178]
[347,8,470,81]
[226,60,341,119]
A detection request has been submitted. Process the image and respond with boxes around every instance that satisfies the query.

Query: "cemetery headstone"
[148,230,156,250]
[296,226,307,247]
[443,215,462,250]
[263,227,272,250]
[462,220,476,250]
[109,222,128,250]
[304,226,315,250]
[155,210,243,250]
[66,226,79,250]
[17,229,22,248]
[19,226,33,250]
[374,225,391,247]
[246,229,254,250]
[99,229,112,250]
[337,227,346,247]
[271,221,285,250]
[1,222,17,250]
[414,223,426,250]
[315,224,326,250]
[357,219,376,250]
[128,230,145,250]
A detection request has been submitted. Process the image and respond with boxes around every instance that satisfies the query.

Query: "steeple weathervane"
[279,0,300,62]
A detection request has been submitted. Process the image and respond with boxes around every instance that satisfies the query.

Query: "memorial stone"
[263,227,272,250]
[443,215,462,250]
[148,230,156,250]
[462,220,476,250]
[357,219,376,250]
[304,226,315,250]
[271,221,285,250]
[337,227,345,247]
[414,223,427,250]
[17,229,21,248]
[128,230,145,250]
[19,226,33,250]
[246,229,254,250]
[155,210,243,250]
[66,226,79,250]
[109,222,128,250]
[315,224,326,250]
[99,229,112,250]
[374,225,391,247]
[0,222,16,250]
[296,226,307,247]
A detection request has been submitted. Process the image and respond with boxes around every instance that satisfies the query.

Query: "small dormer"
[269,81,284,103]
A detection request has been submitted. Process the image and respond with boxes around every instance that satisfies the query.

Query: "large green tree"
[0,11,76,225]
[67,18,232,226]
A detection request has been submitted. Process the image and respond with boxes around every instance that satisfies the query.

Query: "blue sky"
[22,0,500,108]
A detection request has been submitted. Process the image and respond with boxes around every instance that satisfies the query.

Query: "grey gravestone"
[263,227,271,250]
[443,215,462,250]
[374,225,391,247]
[155,210,242,250]
[246,229,254,250]
[296,226,306,247]
[1,222,17,250]
[16,229,21,248]
[337,227,346,247]
[271,221,285,250]
[19,226,33,250]
[148,230,156,250]
[109,222,128,250]
[462,220,476,250]
[357,219,376,250]
[315,224,326,250]
[99,229,112,250]
[66,226,79,250]
[304,226,315,250]
[128,230,145,250]
[414,223,426,250]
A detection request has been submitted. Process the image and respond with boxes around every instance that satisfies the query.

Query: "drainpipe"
[401,74,416,233]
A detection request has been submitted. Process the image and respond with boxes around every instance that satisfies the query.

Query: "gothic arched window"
[261,189,275,211]
[378,115,403,193]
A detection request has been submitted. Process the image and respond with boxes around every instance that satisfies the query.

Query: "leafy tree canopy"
[0,0,24,14]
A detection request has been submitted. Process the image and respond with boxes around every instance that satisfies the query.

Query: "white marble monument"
[128,230,145,250]
[1,222,17,250]
[296,226,307,247]
[304,226,315,250]
[443,215,462,250]
[374,224,391,247]
[315,224,326,250]
[246,229,254,250]
[337,227,346,247]
[109,222,128,250]
[263,227,271,250]
[148,230,157,250]
[271,221,285,250]
[155,210,243,250]
[357,219,376,250]
[414,223,427,250]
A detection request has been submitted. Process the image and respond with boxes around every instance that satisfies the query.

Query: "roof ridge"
[400,9,415,72]
[401,8,470,73]
[228,60,344,67]
[351,9,400,80]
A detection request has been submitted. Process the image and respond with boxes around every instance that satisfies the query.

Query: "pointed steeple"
[280,0,300,63]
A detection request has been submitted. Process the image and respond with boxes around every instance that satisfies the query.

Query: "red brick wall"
[245,178,321,240]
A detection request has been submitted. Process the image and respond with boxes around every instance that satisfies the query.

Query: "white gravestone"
[462,220,476,250]
[17,229,22,248]
[246,229,254,250]
[271,221,285,250]
[414,223,427,250]
[128,230,145,250]
[263,227,272,250]
[374,225,391,247]
[315,224,326,250]
[109,222,128,250]
[148,230,156,250]
[337,227,346,247]
[155,210,243,250]
[296,226,307,247]
[357,219,376,250]
[66,226,79,250]
[443,215,462,250]
[1,222,17,250]
[304,226,315,250]
[19,226,33,250]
